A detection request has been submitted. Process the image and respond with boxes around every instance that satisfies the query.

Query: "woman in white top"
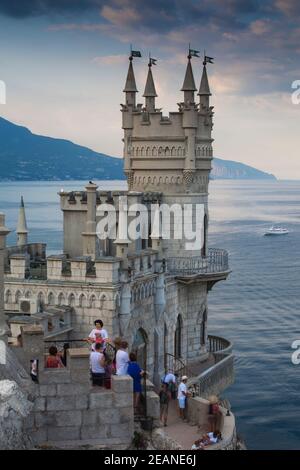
[116,340,129,375]
[90,343,106,386]
[88,319,109,350]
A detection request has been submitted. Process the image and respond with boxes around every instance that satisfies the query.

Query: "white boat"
[264,225,289,236]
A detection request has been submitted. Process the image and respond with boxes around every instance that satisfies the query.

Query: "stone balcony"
[188,335,234,399]
[166,248,230,286]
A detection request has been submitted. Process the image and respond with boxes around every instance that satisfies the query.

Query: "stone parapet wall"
[27,357,134,447]
[187,396,237,450]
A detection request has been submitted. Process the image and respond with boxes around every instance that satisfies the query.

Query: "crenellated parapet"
[122,53,214,194]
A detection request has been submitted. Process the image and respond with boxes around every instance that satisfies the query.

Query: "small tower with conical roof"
[123,56,138,107]
[198,62,211,111]
[17,196,28,246]
[122,56,140,188]
[181,54,197,104]
[143,59,157,112]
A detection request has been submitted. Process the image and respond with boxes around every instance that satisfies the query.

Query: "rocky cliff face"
[0,380,33,450]
[0,346,35,450]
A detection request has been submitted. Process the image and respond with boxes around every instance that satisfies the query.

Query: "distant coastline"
[0,117,276,181]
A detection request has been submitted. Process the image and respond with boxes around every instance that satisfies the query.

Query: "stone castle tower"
[122,54,213,258]
[3,53,231,391]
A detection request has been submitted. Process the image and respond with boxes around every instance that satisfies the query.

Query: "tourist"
[88,319,109,350]
[191,438,203,450]
[103,349,114,389]
[177,375,190,420]
[46,346,64,368]
[127,352,145,412]
[90,343,106,386]
[30,359,38,383]
[116,340,129,375]
[159,382,170,426]
[207,395,222,433]
[162,369,177,400]
[195,430,222,449]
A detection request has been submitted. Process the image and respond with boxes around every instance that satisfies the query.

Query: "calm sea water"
[1,179,300,450]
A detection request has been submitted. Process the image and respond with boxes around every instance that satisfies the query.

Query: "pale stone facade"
[3,56,230,389]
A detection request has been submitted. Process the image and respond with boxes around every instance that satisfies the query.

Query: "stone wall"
[27,349,134,448]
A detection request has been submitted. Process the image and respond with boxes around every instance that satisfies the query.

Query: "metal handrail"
[164,352,195,378]
[167,248,229,276]
[189,353,234,398]
[208,334,233,356]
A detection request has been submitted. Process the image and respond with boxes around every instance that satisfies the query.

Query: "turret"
[123,57,138,108]
[17,196,28,246]
[143,60,157,112]
[82,182,99,260]
[181,56,198,176]
[198,62,211,110]
[181,55,197,104]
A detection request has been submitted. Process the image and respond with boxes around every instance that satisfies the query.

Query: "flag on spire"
[149,57,157,66]
[189,48,200,58]
[130,49,142,58]
[204,55,214,64]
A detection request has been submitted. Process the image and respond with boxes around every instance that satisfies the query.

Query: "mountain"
[0,117,276,181]
[211,158,275,180]
[0,117,124,181]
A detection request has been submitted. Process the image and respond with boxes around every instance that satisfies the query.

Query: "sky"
[0,0,299,179]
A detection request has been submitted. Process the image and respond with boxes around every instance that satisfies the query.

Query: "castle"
[0,53,235,448]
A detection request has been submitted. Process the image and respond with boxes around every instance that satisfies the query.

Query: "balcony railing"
[167,248,229,276]
[186,335,234,398]
[208,334,233,356]
[189,353,234,399]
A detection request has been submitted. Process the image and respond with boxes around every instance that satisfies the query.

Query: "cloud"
[275,0,300,16]
[250,19,272,35]
[101,5,141,26]
[0,0,104,18]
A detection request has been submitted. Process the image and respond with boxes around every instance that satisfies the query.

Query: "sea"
[1,179,300,450]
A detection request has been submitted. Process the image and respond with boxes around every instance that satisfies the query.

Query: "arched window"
[201,214,208,257]
[37,292,45,313]
[89,294,97,308]
[174,315,183,358]
[48,292,55,306]
[15,290,22,304]
[58,293,65,306]
[132,328,148,370]
[68,293,75,307]
[200,309,207,346]
[164,323,168,371]
[79,294,86,308]
[5,290,12,304]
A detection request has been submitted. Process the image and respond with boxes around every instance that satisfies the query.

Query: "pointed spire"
[17,195,28,246]
[198,64,211,96]
[143,64,157,97]
[123,58,138,93]
[181,58,197,92]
